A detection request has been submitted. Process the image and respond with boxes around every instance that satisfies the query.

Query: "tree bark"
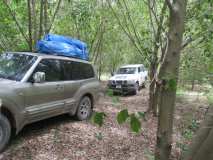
[39,0,44,39]
[148,64,158,116]
[191,79,195,91]
[44,0,48,34]
[182,106,213,160]
[147,1,167,116]
[155,0,187,160]
[31,0,37,52]
[27,0,33,51]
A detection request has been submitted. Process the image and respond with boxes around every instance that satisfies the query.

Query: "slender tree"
[155,0,187,160]
[2,0,62,51]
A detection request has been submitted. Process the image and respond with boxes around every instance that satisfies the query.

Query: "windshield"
[117,67,137,74]
[0,53,37,81]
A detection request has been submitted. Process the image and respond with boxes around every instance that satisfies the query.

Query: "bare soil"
[0,83,209,160]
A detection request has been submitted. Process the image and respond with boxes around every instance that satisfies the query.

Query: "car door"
[61,60,81,113]
[24,59,65,123]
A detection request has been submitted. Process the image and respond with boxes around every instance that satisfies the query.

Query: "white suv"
[108,64,148,95]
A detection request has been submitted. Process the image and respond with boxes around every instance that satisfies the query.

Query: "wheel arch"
[81,93,94,108]
[0,106,17,134]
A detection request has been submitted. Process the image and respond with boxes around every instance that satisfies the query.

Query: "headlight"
[108,80,114,85]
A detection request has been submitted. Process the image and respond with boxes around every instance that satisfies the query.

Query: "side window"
[80,63,95,79]
[140,66,144,72]
[72,61,94,80]
[71,61,82,80]
[138,67,141,73]
[30,59,63,82]
[62,60,72,80]
[62,60,95,81]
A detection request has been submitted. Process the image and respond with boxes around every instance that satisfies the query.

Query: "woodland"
[0,0,213,160]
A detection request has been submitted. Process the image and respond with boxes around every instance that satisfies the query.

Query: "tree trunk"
[182,106,213,160]
[31,0,37,52]
[44,0,48,34]
[39,0,44,39]
[155,0,187,160]
[191,79,195,91]
[27,0,33,51]
[148,63,158,116]
[147,1,167,116]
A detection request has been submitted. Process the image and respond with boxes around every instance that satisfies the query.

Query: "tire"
[142,82,146,88]
[76,96,92,121]
[133,82,139,95]
[0,113,11,153]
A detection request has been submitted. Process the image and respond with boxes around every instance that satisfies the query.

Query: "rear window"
[63,60,94,80]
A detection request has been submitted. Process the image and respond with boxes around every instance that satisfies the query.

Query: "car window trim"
[22,57,41,82]
[25,58,96,83]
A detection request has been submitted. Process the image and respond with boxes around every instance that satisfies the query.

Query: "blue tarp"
[36,34,89,60]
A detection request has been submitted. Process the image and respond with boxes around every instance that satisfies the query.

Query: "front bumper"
[108,83,136,93]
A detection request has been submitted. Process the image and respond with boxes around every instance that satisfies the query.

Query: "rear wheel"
[76,96,92,121]
[0,113,11,153]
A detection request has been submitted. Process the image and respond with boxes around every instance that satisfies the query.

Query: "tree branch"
[165,0,173,11]
[107,1,143,55]
[3,0,30,48]
[121,0,149,58]
[47,0,62,33]
[89,20,103,54]
[39,0,44,39]
[27,0,33,51]
[0,42,6,51]
[107,0,150,64]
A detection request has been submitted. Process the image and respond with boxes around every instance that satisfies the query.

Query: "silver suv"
[0,52,100,152]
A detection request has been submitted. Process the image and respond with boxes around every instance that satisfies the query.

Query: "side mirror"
[33,72,45,83]
[111,72,114,76]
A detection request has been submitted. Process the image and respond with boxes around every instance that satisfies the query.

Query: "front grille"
[116,80,123,84]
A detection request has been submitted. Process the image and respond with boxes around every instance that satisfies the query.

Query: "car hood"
[109,74,137,81]
[0,78,17,88]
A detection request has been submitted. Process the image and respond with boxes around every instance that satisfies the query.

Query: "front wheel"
[142,82,146,88]
[133,82,139,95]
[76,96,92,121]
[0,113,11,153]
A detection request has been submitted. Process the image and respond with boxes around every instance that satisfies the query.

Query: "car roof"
[6,52,91,64]
[120,64,144,68]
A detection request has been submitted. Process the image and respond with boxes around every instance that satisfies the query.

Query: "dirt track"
[0,86,209,160]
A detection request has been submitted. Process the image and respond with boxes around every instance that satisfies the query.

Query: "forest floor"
[0,83,209,160]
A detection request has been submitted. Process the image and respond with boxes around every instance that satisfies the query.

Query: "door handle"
[55,84,64,90]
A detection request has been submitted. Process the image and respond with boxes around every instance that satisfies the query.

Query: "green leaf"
[94,132,103,140]
[106,89,114,97]
[167,79,177,91]
[208,63,213,73]
[130,114,141,133]
[92,112,106,127]
[137,111,145,119]
[117,109,129,124]
[112,96,120,104]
